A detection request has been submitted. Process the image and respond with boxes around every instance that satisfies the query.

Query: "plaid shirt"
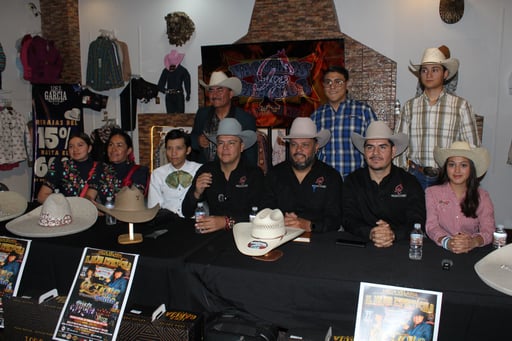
[311,99,377,178]
[395,90,480,169]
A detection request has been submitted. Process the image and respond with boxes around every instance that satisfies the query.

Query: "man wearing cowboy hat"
[191,71,257,166]
[261,117,343,233]
[395,46,480,189]
[343,121,425,247]
[182,118,264,233]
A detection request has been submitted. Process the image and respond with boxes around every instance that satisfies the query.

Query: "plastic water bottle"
[105,196,116,225]
[249,206,258,222]
[195,202,206,233]
[409,223,423,260]
[493,224,507,249]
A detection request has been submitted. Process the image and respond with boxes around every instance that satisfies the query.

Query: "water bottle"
[493,224,507,249]
[409,223,423,260]
[105,196,116,225]
[194,202,206,233]
[249,206,258,222]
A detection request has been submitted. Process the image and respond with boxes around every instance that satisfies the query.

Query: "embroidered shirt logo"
[391,183,407,198]
[235,176,248,188]
[311,176,326,192]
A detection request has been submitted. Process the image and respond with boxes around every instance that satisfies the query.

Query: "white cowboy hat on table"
[280,117,331,149]
[0,191,27,222]
[199,71,242,96]
[474,243,512,296]
[233,208,304,257]
[351,120,409,156]
[97,186,159,223]
[409,47,460,80]
[434,141,490,178]
[6,193,97,237]
[207,117,257,150]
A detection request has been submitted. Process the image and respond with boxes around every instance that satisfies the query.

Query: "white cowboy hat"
[97,186,159,223]
[64,108,81,121]
[280,117,331,148]
[474,243,512,296]
[233,208,304,256]
[199,71,242,96]
[434,141,490,177]
[0,191,27,222]
[409,47,460,80]
[351,121,409,156]
[207,117,257,150]
[6,193,97,237]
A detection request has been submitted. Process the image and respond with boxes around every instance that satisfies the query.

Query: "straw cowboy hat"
[475,243,512,296]
[207,117,257,150]
[0,191,27,222]
[280,117,331,148]
[233,208,304,256]
[164,49,185,69]
[97,186,159,223]
[409,47,460,80]
[6,193,97,237]
[351,121,409,156]
[434,141,490,177]
[199,71,242,96]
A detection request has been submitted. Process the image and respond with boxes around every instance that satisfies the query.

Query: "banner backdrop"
[201,39,344,128]
[31,84,83,201]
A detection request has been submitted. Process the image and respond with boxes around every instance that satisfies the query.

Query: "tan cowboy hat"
[351,121,409,156]
[6,193,97,237]
[280,117,331,148]
[207,117,257,150]
[199,71,242,96]
[434,141,490,177]
[97,186,159,223]
[475,243,512,296]
[0,191,27,222]
[409,47,460,80]
[233,208,304,256]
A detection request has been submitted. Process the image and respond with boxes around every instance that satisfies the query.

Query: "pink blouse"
[425,182,496,246]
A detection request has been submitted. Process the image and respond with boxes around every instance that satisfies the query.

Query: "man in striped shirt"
[311,66,377,179]
[395,47,480,189]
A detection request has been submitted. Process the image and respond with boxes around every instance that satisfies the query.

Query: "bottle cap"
[414,223,421,228]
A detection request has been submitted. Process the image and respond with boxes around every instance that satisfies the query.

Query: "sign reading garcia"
[31,84,83,201]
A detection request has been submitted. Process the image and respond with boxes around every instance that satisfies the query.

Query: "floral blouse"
[43,158,100,197]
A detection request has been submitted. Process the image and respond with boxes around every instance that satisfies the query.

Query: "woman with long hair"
[425,141,495,253]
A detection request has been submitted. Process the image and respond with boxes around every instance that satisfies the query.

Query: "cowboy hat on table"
[97,186,159,223]
[475,243,512,296]
[233,208,304,257]
[6,193,97,237]
[0,191,27,223]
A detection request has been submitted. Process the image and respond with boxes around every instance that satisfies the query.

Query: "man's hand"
[369,220,395,248]
[194,215,226,234]
[194,172,212,199]
[284,212,312,232]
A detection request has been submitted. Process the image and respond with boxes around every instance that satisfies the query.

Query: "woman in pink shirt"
[426,141,495,253]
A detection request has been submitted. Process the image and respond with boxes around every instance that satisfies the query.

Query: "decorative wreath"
[165,12,195,46]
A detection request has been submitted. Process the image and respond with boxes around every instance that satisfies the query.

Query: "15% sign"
[34,126,72,177]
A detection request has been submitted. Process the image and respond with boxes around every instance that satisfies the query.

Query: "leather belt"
[408,160,440,177]
[165,89,182,94]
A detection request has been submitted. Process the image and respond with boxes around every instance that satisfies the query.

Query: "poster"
[354,282,443,341]
[53,247,138,341]
[31,84,84,201]
[0,236,31,328]
[201,39,344,128]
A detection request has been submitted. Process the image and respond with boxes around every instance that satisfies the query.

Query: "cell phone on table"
[335,238,366,248]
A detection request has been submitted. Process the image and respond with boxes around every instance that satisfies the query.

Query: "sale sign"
[31,84,84,201]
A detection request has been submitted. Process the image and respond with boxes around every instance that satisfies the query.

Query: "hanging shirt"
[0,108,31,165]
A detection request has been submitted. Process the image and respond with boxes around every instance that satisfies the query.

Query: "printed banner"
[201,39,344,128]
[31,84,84,201]
[354,282,443,341]
[54,247,138,341]
[0,236,31,328]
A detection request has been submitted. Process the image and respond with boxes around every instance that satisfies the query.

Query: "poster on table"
[53,247,138,341]
[0,236,31,328]
[31,84,84,201]
[201,39,344,128]
[354,282,443,341]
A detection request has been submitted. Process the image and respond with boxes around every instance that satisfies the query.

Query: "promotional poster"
[0,236,31,328]
[201,39,344,128]
[31,84,84,201]
[354,282,443,341]
[53,247,138,341]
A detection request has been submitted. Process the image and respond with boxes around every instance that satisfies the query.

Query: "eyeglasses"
[322,79,346,87]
